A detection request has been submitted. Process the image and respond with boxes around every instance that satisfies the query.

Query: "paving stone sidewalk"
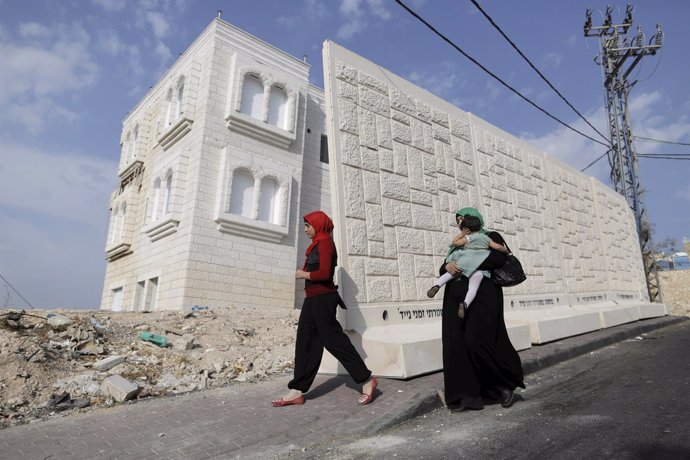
[0,316,685,460]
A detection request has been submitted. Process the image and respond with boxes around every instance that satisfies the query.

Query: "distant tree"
[649,222,678,256]
[653,237,678,256]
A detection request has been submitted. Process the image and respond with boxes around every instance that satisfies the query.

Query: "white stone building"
[102,19,666,378]
[101,19,331,313]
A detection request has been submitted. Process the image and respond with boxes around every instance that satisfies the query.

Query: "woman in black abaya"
[441,207,525,411]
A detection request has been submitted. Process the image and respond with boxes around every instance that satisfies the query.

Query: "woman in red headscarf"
[272,211,378,407]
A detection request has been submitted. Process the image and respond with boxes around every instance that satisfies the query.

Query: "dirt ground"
[0,306,299,429]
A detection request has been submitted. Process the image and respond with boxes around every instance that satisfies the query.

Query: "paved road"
[0,316,685,459]
[303,321,690,459]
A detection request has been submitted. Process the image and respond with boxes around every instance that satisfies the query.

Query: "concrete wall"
[322,40,649,327]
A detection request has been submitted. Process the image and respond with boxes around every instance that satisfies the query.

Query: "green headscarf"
[456,207,487,234]
[446,207,488,257]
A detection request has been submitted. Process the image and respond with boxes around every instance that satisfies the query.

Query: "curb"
[520,315,688,375]
[370,315,688,434]
[366,389,443,434]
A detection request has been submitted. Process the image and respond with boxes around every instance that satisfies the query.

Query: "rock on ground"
[0,306,299,428]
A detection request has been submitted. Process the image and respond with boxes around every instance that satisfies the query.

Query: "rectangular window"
[143,277,158,311]
[111,287,124,312]
[134,281,145,311]
[320,134,329,164]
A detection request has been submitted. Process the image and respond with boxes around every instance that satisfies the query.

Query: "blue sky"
[1,0,688,309]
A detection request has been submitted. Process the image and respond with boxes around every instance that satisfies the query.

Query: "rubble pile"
[0,306,299,428]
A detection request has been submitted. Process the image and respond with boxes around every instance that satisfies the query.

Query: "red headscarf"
[303,211,334,257]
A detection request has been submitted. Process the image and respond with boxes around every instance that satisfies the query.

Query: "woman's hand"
[445,262,462,276]
[295,269,310,280]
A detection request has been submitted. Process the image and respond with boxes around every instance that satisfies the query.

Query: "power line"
[637,154,690,160]
[578,150,690,172]
[633,48,664,85]
[469,0,610,145]
[0,273,34,309]
[393,0,610,148]
[580,151,609,172]
[638,157,690,160]
[634,135,690,146]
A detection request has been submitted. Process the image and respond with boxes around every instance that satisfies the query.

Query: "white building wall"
[101,20,313,312]
[101,27,210,312]
[181,23,309,310]
[294,86,332,307]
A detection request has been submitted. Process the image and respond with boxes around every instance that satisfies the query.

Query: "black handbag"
[492,243,526,287]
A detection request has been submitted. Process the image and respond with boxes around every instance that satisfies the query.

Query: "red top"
[303,211,338,298]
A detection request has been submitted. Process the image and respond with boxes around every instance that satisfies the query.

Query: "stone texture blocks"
[326,43,649,309]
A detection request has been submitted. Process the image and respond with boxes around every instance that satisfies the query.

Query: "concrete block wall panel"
[322,40,650,320]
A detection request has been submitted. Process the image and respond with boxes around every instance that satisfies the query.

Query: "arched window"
[122,133,131,164]
[175,78,185,119]
[143,197,150,225]
[258,177,279,224]
[118,203,127,241]
[164,172,173,214]
[268,86,288,130]
[164,88,174,127]
[151,178,161,221]
[229,169,254,218]
[109,208,118,244]
[240,74,264,120]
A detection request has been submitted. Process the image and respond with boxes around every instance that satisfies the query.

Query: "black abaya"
[441,231,525,409]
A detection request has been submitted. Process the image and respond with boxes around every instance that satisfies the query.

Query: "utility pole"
[584,4,663,302]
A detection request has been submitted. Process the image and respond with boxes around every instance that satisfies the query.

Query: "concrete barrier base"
[505,302,668,344]
[319,321,532,378]
[319,301,668,377]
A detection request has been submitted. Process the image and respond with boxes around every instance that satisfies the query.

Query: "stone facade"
[658,239,690,316]
[316,41,667,377]
[323,41,649,325]
[101,20,329,312]
[658,270,690,316]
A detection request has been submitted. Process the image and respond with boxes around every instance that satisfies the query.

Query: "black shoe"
[499,388,514,408]
[449,402,483,413]
[457,302,467,319]
[427,285,440,298]
[448,403,469,413]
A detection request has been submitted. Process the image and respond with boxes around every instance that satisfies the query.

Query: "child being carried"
[427,215,509,319]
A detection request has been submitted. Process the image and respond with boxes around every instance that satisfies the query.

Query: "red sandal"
[271,395,305,407]
[358,377,379,405]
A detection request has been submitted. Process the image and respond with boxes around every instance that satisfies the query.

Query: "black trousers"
[288,292,371,392]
